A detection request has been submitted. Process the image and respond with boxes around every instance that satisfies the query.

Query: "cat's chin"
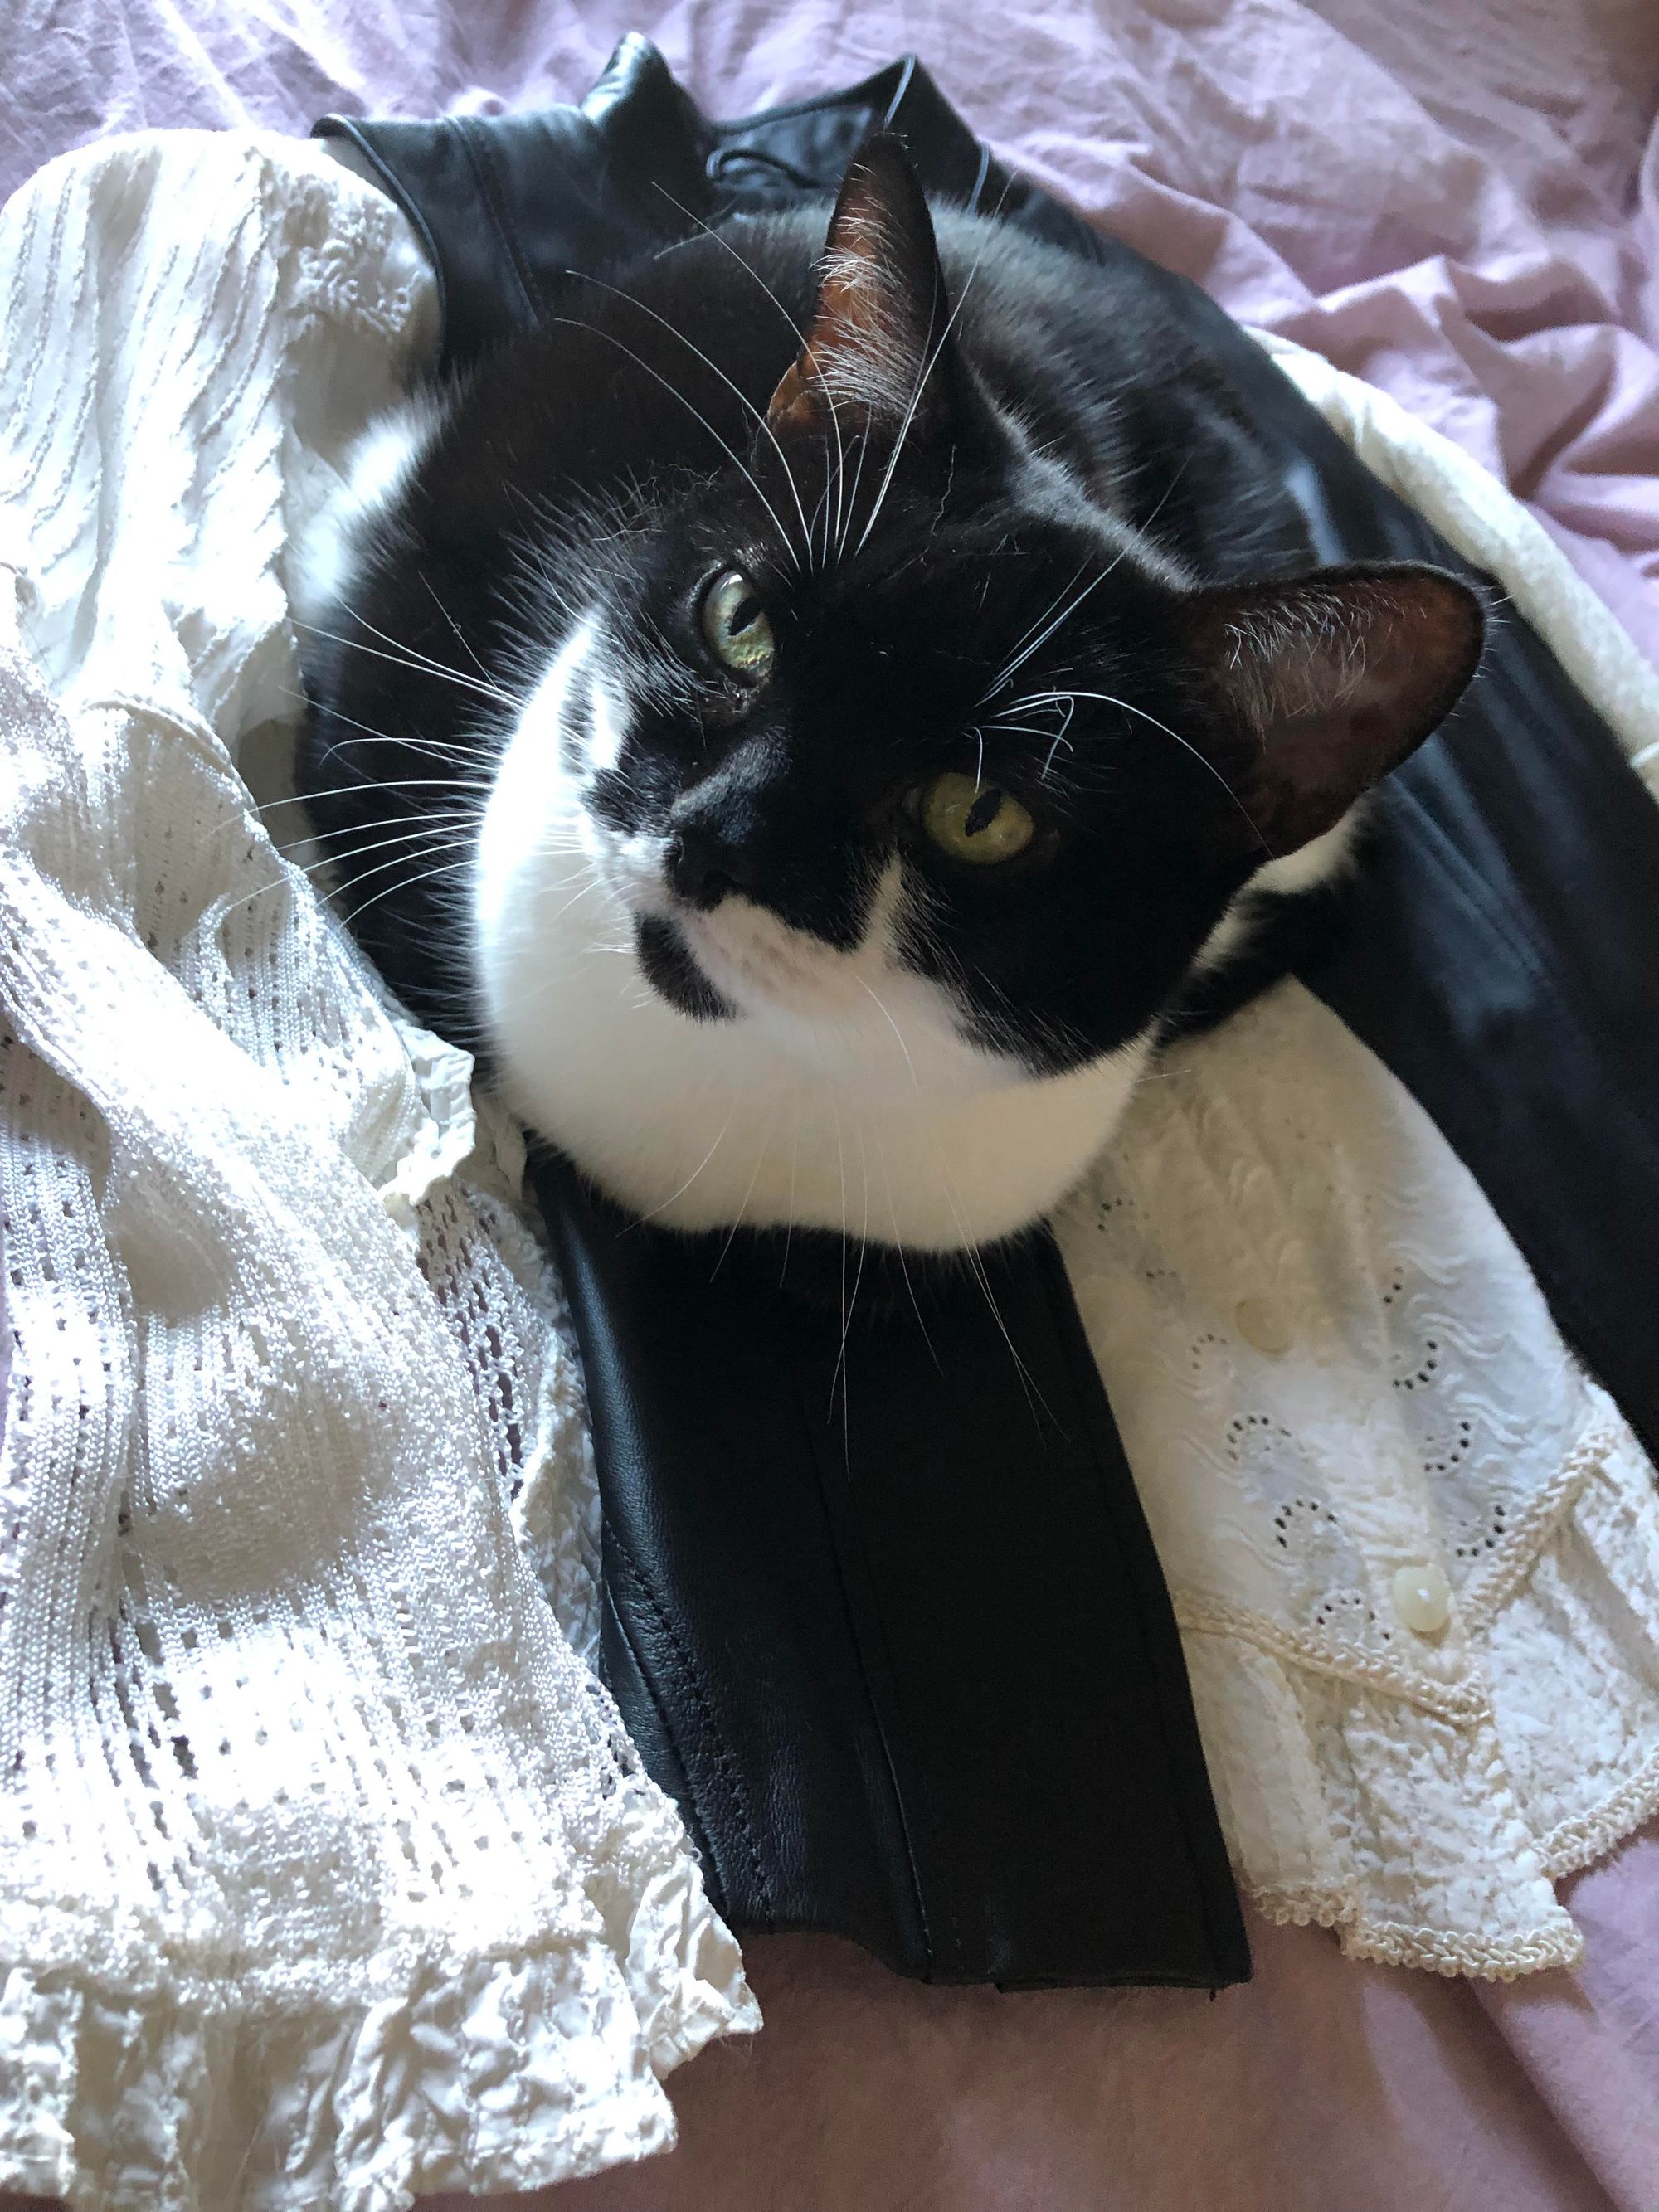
[502,1053,1150,1252]
[479,841,1155,1252]
[484,921,1154,1249]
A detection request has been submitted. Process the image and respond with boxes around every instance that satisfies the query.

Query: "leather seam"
[795,1375,941,1974]
[454,116,547,329]
[598,1576,720,1882]
[1037,1241,1243,1982]
[609,1542,775,1918]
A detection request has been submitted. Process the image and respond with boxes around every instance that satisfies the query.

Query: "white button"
[1392,1563,1452,1636]
[1234,1296,1293,1357]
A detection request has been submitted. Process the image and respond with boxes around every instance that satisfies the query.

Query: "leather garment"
[315,36,1659,1988]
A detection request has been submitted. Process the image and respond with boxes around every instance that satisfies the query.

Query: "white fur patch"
[287,393,445,630]
[473,622,1151,1252]
[1192,811,1363,975]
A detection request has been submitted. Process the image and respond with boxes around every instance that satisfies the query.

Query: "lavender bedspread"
[3,4,1658,2209]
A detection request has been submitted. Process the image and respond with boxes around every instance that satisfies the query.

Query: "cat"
[294,132,1483,1253]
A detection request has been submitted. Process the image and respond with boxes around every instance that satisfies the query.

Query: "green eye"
[701,569,776,678]
[921,772,1036,864]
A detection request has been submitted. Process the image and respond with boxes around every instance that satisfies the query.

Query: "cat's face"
[486,482,1270,1078]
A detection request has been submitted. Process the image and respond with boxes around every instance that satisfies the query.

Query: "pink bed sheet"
[2,5,1658,2210]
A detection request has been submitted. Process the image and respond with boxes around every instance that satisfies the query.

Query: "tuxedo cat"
[295,134,1482,1252]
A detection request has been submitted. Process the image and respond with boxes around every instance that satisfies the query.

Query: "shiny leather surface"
[531,1148,1248,1989]
[318,35,1659,1987]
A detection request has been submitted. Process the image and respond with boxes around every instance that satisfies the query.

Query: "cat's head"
[335,135,1484,1247]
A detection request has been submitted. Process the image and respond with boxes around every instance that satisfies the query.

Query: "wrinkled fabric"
[535,1837,1659,2212]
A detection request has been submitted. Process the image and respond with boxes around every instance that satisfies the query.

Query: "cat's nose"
[664,819,757,911]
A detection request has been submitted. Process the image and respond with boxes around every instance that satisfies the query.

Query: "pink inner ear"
[1186,565,1484,857]
[766,136,943,437]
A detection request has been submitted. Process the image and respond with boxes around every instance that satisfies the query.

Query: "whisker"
[927,1148,1050,1424]
[552,282,812,571]
[969,451,1192,715]
[708,1118,776,1281]
[277,687,494,773]
[780,1116,800,1288]
[873,1132,942,1374]
[977,568,1112,707]
[340,850,478,931]
[418,569,494,683]
[257,775,492,814]
[828,1092,851,1451]
[542,873,607,931]
[1014,686,1269,851]
[196,775,488,852]
[647,187,854,575]
[978,700,1078,779]
[982,721,1071,744]
[835,1114,873,1441]
[309,830,478,896]
[629,1106,737,1228]
[281,819,479,882]
[293,618,516,711]
[991,562,1088,679]
[1040,694,1077,778]
[1130,453,1193,548]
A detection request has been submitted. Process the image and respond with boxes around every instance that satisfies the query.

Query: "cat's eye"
[920,772,1036,865]
[701,569,776,678]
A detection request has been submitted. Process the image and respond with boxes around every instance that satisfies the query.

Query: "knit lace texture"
[0,132,755,2212]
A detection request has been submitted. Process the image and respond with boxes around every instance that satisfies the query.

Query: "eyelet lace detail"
[1058,980,1659,1980]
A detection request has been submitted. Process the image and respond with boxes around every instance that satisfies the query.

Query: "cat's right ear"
[766,133,952,441]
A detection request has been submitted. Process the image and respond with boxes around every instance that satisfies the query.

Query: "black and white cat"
[294,135,1481,1252]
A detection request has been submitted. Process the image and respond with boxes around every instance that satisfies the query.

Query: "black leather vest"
[316,36,1659,1992]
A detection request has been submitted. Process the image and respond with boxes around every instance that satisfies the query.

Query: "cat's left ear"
[1184,562,1485,858]
[766,132,952,440]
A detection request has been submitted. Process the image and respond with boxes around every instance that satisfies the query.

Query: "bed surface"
[2,4,1657,2209]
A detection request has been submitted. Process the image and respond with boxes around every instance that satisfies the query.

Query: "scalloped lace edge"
[1252,1885,1585,1980]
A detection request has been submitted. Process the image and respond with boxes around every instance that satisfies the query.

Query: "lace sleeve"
[0,133,753,2211]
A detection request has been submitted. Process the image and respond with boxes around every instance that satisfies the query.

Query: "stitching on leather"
[598,1578,718,1867]
[610,1544,774,1917]
[454,118,547,328]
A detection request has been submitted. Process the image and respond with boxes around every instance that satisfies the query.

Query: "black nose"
[665,819,756,910]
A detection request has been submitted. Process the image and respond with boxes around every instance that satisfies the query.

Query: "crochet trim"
[1253,1885,1585,1981]
[1173,1592,1488,1724]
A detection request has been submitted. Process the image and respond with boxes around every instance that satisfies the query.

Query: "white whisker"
[554,281,814,571]
[630,1106,737,1227]
[854,173,1014,558]
[341,850,478,930]
[294,616,515,711]
[1004,686,1268,849]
